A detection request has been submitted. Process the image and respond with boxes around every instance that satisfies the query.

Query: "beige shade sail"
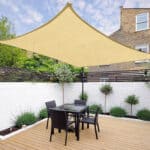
[0,3,150,67]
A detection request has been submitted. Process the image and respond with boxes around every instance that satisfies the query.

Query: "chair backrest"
[45,100,56,109]
[74,100,86,106]
[51,110,67,130]
[45,100,56,116]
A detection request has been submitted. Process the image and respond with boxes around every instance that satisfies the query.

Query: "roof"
[0,3,150,67]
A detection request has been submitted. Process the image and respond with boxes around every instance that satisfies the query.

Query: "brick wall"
[121,8,150,34]
[111,8,150,52]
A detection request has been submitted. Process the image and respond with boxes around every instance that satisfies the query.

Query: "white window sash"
[136,13,149,31]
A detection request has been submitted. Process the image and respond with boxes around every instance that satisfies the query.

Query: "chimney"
[120,6,123,30]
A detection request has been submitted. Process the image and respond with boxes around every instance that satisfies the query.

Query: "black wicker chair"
[80,107,100,139]
[74,99,88,129]
[45,100,56,129]
[50,110,75,146]
[74,99,86,106]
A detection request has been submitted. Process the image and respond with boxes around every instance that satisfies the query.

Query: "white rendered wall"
[0,82,149,130]
[0,83,62,131]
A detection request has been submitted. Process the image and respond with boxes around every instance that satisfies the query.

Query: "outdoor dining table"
[49,103,88,141]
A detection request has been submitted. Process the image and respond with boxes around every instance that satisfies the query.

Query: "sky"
[0,0,150,36]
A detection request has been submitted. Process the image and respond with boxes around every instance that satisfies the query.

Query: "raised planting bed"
[0,119,46,140]
[0,126,20,136]
[101,113,138,119]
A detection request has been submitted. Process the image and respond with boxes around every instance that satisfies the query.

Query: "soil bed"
[0,126,20,136]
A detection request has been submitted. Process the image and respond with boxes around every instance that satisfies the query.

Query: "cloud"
[0,0,19,12]
[78,0,85,10]
[26,9,43,23]
[16,4,43,25]
[0,0,45,36]
[74,0,122,35]
[0,0,43,24]
[85,4,96,14]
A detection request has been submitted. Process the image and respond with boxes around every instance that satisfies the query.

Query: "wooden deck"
[0,116,150,150]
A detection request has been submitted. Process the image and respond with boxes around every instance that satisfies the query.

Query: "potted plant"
[100,84,112,113]
[125,94,139,116]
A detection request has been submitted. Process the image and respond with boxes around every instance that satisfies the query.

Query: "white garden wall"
[0,82,149,130]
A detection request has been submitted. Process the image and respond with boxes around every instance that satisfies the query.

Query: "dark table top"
[49,103,88,113]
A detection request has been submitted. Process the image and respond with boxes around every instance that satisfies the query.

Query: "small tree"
[100,84,112,113]
[54,63,75,104]
[0,16,27,67]
[0,16,15,40]
[125,94,139,116]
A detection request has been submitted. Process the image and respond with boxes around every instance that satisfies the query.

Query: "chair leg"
[50,127,53,141]
[50,133,52,141]
[65,130,68,146]
[97,122,100,132]
[87,123,89,128]
[94,125,98,139]
[46,117,49,129]
[58,129,61,133]
[82,122,84,130]
[75,122,77,137]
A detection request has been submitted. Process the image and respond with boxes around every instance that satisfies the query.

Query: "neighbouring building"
[88,7,150,81]
[110,7,150,54]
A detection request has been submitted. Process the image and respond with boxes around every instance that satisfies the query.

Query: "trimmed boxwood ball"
[89,104,103,114]
[110,107,126,117]
[125,94,139,116]
[38,108,48,120]
[15,112,37,128]
[136,109,150,121]
[100,84,113,113]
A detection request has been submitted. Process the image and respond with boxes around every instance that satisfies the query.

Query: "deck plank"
[0,116,150,150]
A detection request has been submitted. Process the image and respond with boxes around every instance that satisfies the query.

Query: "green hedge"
[110,107,126,117]
[136,109,150,121]
[38,108,48,120]
[15,112,37,128]
[89,104,103,114]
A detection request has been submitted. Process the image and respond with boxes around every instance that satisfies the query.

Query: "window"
[136,13,149,31]
[135,44,149,53]
[135,44,150,63]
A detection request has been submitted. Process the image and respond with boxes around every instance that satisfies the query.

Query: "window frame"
[135,12,149,31]
[135,44,149,53]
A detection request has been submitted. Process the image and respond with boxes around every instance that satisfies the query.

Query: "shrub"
[110,107,126,117]
[38,108,48,120]
[89,104,103,114]
[136,109,150,121]
[125,94,139,116]
[79,92,88,101]
[15,112,37,128]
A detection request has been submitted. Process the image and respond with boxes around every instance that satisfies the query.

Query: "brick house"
[89,7,150,73]
[111,7,150,53]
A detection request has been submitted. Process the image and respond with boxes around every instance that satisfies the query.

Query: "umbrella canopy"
[0,3,150,67]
